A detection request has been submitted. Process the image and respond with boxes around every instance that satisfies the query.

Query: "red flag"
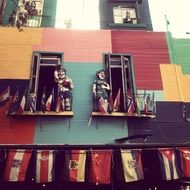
[3,149,32,181]
[89,150,112,184]
[65,150,87,182]
[158,148,180,180]
[18,94,26,114]
[179,148,190,178]
[113,88,121,112]
[127,91,135,115]
[36,150,55,183]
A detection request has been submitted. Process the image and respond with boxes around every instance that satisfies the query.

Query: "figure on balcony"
[54,66,74,112]
[93,70,110,112]
[123,11,133,24]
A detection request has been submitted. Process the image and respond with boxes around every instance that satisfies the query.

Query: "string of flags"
[0,86,55,114]
[0,148,190,184]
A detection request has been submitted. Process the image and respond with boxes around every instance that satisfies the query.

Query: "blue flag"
[41,88,46,113]
[158,149,181,180]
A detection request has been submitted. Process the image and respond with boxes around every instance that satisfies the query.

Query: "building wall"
[0,27,189,145]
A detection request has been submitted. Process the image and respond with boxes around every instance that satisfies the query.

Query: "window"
[102,53,155,117]
[104,53,137,113]
[24,52,73,115]
[113,6,137,24]
[15,0,44,27]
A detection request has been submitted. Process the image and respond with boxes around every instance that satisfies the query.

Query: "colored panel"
[2,0,19,24]
[111,31,170,90]
[33,29,112,62]
[128,102,190,144]
[160,64,181,101]
[41,0,57,27]
[0,101,35,144]
[177,73,190,102]
[0,28,43,79]
[0,27,42,44]
[34,62,128,144]
[171,38,190,74]
[160,64,190,102]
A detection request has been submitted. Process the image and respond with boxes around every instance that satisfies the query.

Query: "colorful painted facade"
[0,0,190,190]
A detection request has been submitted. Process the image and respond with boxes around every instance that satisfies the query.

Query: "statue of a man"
[54,67,74,112]
[93,70,110,112]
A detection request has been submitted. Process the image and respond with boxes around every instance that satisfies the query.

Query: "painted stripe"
[77,151,86,182]
[4,150,17,181]
[10,151,24,181]
[36,150,54,183]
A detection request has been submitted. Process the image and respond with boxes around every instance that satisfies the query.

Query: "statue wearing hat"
[93,70,110,112]
[54,66,74,112]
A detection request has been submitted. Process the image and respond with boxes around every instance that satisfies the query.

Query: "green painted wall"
[172,38,190,74]
[2,0,19,25]
[34,62,129,144]
[41,0,57,27]
[166,32,190,74]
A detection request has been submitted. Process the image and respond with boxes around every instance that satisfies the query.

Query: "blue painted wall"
[34,62,128,144]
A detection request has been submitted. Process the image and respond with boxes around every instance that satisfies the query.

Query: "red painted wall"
[0,101,35,144]
[111,31,170,90]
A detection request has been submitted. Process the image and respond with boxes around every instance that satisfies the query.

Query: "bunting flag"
[127,93,135,115]
[65,150,87,182]
[89,150,112,184]
[179,148,190,178]
[3,149,32,181]
[0,86,10,107]
[7,89,19,115]
[18,93,26,114]
[36,150,55,183]
[41,88,46,113]
[29,94,36,113]
[99,97,108,113]
[158,149,180,180]
[143,95,148,114]
[113,88,121,112]
[121,149,144,182]
[108,92,114,114]
[46,89,54,112]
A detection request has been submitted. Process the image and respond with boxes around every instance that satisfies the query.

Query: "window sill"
[92,112,155,118]
[108,23,147,29]
[9,111,74,116]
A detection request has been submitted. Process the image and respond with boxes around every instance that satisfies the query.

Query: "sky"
[148,0,190,38]
[55,0,190,38]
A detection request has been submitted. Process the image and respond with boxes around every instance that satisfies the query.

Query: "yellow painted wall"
[160,64,190,102]
[0,27,42,79]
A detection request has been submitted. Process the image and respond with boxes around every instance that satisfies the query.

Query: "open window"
[104,53,136,113]
[92,53,156,118]
[10,0,44,28]
[23,51,73,116]
[113,6,138,24]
